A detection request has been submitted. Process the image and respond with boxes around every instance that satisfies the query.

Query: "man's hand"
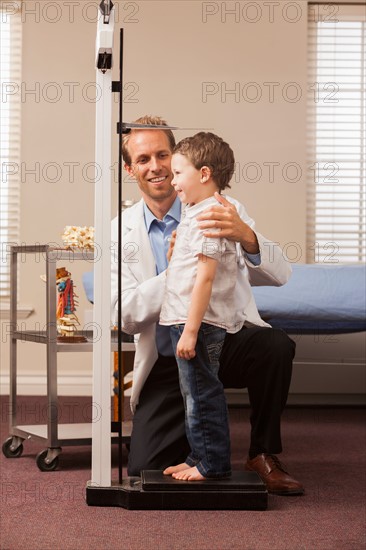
[167,229,177,263]
[176,329,197,360]
[196,192,260,254]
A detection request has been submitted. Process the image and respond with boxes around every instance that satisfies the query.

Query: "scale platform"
[86,470,268,510]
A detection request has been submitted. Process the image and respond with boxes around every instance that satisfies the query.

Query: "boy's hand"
[176,330,197,360]
[167,229,177,263]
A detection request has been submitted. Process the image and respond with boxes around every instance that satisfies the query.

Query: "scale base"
[86,470,268,510]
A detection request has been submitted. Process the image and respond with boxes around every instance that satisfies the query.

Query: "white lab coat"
[111,197,292,412]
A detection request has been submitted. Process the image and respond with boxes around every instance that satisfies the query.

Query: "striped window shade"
[307,3,365,263]
[0,2,22,299]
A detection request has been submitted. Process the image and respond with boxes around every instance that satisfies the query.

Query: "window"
[307,3,365,263]
[0,1,22,299]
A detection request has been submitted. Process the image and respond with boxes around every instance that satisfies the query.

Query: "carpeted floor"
[1,396,365,550]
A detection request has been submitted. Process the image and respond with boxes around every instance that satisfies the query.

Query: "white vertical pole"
[91,6,114,487]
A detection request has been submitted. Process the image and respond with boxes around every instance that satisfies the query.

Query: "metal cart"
[2,245,133,471]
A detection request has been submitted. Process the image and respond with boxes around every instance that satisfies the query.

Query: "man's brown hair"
[173,132,234,190]
[122,115,176,166]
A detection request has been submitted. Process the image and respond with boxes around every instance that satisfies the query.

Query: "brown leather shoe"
[245,454,304,495]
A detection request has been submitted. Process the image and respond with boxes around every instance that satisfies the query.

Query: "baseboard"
[225,389,366,407]
[0,374,93,396]
[1,374,365,406]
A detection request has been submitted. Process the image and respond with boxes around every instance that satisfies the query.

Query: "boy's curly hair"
[173,132,234,190]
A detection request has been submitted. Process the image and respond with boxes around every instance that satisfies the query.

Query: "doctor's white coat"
[111,197,291,412]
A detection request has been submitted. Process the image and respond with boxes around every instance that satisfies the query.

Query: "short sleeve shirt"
[160,196,239,333]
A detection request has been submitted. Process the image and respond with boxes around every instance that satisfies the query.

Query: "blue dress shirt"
[144,197,181,356]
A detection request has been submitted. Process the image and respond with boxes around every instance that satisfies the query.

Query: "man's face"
[125,130,175,202]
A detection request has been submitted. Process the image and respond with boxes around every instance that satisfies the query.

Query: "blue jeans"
[170,323,231,478]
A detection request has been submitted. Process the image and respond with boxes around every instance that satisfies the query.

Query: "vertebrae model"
[56,267,80,337]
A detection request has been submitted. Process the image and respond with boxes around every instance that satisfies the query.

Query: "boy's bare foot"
[163,463,190,475]
[172,466,205,481]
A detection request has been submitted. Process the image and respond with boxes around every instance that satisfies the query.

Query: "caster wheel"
[36,449,59,472]
[2,437,24,458]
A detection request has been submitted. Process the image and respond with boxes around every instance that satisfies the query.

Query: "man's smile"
[149,176,168,184]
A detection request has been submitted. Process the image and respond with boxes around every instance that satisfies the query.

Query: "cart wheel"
[36,449,59,472]
[2,437,24,458]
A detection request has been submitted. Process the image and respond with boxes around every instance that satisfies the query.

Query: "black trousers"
[127,326,295,476]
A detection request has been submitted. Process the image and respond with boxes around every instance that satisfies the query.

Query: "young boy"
[159,132,239,481]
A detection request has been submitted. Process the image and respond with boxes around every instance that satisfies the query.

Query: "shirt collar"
[143,195,181,233]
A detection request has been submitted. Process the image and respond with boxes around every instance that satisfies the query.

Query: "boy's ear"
[200,166,212,183]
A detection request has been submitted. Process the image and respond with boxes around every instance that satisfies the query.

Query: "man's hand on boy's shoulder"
[196,193,260,254]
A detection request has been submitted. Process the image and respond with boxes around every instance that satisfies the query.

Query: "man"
[112,115,304,495]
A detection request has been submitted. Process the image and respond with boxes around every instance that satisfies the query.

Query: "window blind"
[307,4,365,263]
[0,1,22,298]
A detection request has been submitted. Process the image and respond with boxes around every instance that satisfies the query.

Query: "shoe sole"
[269,489,305,496]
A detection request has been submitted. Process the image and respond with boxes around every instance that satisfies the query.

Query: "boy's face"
[171,153,203,205]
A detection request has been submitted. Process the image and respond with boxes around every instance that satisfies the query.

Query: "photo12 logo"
[1,81,140,105]
[201,2,339,24]
[1,1,140,25]
[201,81,340,104]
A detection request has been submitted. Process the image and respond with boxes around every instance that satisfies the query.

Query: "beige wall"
[121,0,308,250]
[0,0,361,396]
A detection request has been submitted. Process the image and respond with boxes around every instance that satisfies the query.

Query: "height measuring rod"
[91,0,114,487]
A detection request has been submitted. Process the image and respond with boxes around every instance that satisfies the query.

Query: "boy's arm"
[176,254,218,360]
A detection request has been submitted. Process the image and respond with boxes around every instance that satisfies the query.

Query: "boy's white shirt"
[112,195,292,412]
[160,196,239,332]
